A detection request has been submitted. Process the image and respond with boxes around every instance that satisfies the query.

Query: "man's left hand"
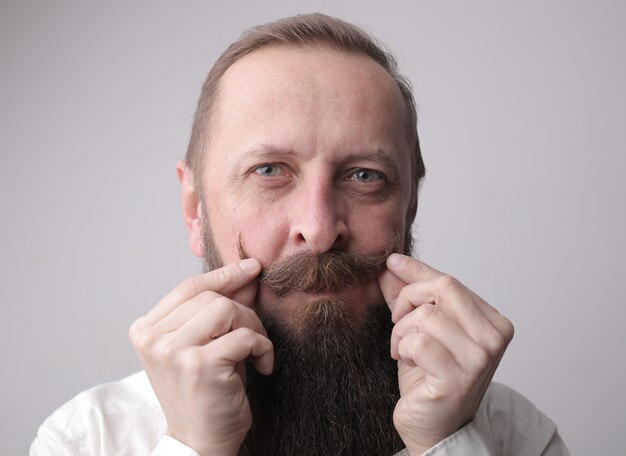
[378,254,514,455]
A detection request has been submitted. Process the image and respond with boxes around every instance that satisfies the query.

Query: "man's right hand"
[129,258,274,456]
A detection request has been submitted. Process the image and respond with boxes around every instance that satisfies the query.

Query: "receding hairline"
[208,42,413,144]
[186,14,422,178]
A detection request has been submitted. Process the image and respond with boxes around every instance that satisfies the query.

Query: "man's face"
[197,45,414,327]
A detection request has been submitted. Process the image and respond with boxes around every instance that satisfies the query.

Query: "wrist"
[395,427,445,456]
[402,440,433,456]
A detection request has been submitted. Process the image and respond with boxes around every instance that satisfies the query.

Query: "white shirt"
[31,371,569,455]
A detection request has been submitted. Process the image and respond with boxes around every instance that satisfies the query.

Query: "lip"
[300,290,345,298]
[289,287,361,302]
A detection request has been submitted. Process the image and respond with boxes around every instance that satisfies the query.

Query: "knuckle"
[396,286,418,314]
[130,325,156,353]
[396,285,411,304]
[128,318,143,343]
[210,295,235,314]
[233,327,256,343]
[154,338,177,362]
[416,303,438,322]
[413,261,427,278]
[502,318,515,342]
[422,384,448,402]
[134,333,157,358]
[468,347,491,376]
[178,275,201,294]
[178,348,204,373]
[484,331,507,359]
[210,266,231,287]
[197,289,219,301]
[436,274,463,291]
[409,332,431,352]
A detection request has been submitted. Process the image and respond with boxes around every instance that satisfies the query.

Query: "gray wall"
[2,1,624,454]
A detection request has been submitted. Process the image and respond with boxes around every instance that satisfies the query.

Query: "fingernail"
[387,253,406,269]
[239,258,259,272]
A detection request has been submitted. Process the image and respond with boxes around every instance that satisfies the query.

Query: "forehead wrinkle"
[241,143,302,160]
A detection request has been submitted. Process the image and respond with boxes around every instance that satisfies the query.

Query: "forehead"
[205,45,413,178]
[221,44,402,97]
[218,46,408,130]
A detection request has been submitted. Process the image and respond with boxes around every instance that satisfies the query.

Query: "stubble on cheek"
[201,212,224,273]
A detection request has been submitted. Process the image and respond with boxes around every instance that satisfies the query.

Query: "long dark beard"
[199,211,407,454]
[239,302,403,456]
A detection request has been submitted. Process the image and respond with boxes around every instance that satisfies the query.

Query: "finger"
[154,292,266,337]
[383,256,444,322]
[228,279,259,309]
[378,269,408,314]
[391,273,513,350]
[407,276,514,352]
[396,332,462,380]
[204,327,274,375]
[393,276,494,346]
[386,254,443,284]
[431,284,514,357]
[172,296,267,347]
[393,303,484,373]
[145,259,261,324]
[389,280,437,323]
[465,289,515,344]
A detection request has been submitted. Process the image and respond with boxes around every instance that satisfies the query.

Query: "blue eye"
[255,164,280,176]
[351,169,382,182]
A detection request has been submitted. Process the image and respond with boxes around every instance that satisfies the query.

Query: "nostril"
[331,230,347,250]
[289,188,349,252]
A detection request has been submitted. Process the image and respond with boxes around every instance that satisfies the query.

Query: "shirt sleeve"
[392,423,569,456]
[30,423,79,456]
[420,417,498,456]
[390,418,498,456]
[392,383,571,456]
[542,432,570,456]
[31,426,203,456]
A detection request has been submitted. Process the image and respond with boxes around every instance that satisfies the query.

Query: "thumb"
[229,279,259,308]
[386,254,442,283]
[378,269,408,315]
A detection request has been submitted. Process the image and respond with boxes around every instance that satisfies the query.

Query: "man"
[32,13,569,455]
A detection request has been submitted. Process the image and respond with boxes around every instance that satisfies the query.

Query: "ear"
[177,160,204,258]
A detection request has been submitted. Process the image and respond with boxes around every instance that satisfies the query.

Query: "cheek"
[211,200,290,267]
[346,200,408,250]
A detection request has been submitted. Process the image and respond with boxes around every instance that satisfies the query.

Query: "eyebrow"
[242,144,296,160]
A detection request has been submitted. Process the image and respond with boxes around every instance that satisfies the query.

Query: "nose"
[289,179,348,253]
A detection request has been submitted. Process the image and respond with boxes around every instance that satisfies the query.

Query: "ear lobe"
[177,161,204,258]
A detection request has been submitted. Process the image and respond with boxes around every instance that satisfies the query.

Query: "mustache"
[238,236,400,296]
